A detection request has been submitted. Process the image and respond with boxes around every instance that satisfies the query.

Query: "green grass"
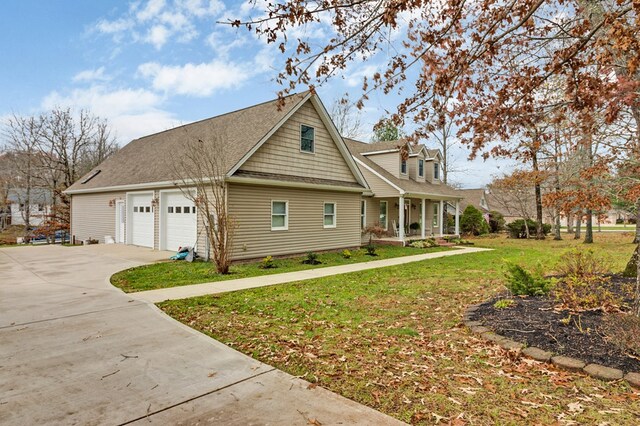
[160,233,640,425]
[111,244,452,292]
[560,225,636,232]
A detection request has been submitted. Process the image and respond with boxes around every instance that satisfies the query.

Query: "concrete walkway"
[134,246,493,303]
[0,244,404,425]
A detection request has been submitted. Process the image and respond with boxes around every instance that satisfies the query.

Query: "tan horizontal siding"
[367,152,401,178]
[239,101,357,183]
[71,192,126,243]
[228,183,361,260]
[359,167,399,198]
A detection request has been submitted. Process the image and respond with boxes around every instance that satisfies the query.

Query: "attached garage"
[160,190,198,252]
[127,192,154,248]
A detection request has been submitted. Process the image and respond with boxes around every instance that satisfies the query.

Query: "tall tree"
[371,118,404,142]
[2,115,43,233]
[329,94,363,139]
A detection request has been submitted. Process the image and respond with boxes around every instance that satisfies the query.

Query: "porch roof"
[345,138,463,201]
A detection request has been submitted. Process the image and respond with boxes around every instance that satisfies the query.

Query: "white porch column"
[421,198,426,239]
[455,200,460,235]
[438,200,444,236]
[398,196,405,242]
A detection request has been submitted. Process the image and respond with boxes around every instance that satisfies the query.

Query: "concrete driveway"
[0,245,404,425]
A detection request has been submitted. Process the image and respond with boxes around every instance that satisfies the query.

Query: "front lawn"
[159,233,640,425]
[111,244,452,292]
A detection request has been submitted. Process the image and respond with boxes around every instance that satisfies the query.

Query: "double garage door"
[127,191,197,251]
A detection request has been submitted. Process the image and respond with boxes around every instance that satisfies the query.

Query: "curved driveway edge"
[134,246,493,303]
[0,245,404,425]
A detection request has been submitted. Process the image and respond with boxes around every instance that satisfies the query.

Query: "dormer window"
[300,125,315,153]
[418,159,424,177]
[434,162,440,180]
[401,159,407,175]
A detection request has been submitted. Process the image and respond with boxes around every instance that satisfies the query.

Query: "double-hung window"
[379,200,388,230]
[434,162,440,180]
[418,159,424,177]
[360,200,366,229]
[300,125,315,153]
[400,159,407,175]
[271,201,289,230]
[324,202,336,228]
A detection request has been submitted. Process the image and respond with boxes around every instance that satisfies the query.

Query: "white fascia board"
[227,92,313,176]
[361,149,400,156]
[353,158,405,195]
[309,95,370,190]
[64,177,223,195]
[405,192,464,200]
[227,176,367,193]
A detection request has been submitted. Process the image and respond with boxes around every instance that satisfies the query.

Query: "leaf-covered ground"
[159,233,640,425]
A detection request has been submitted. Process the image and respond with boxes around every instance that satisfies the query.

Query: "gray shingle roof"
[458,188,490,213]
[344,138,461,199]
[66,92,311,192]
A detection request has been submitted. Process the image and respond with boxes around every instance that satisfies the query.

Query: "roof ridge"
[130,91,310,143]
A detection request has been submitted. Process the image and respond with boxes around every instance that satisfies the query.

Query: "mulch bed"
[471,274,640,373]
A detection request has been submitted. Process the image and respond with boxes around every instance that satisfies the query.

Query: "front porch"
[362,195,461,246]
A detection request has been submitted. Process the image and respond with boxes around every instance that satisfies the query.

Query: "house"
[65,92,462,259]
[65,92,371,260]
[346,139,463,242]
[458,188,491,221]
[3,188,52,228]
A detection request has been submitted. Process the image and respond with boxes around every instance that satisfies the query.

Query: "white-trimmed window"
[434,162,440,180]
[418,159,424,177]
[324,202,336,228]
[271,200,289,230]
[379,200,388,230]
[401,159,407,175]
[360,200,366,229]
[300,124,315,153]
[433,203,439,227]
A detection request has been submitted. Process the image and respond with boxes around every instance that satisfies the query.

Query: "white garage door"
[162,191,197,252]
[129,193,154,248]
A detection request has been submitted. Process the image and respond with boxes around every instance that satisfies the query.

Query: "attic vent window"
[81,170,101,184]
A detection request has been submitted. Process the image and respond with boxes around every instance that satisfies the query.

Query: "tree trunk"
[567,214,574,234]
[554,210,562,241]
[574,215,581,239]
[626,244,640,317]
[532,152,544,239]
[584,208,593,244]
[635,198,640,244]
[624,245,639,277]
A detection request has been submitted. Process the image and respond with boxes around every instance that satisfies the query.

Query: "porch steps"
[435,239,456,247]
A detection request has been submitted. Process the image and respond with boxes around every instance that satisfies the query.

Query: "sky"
[0,0,512,188]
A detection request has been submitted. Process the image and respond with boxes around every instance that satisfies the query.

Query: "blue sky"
[0,0,510,188]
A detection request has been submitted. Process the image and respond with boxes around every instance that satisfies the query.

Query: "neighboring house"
[5,188,52,228]
[65,92,462,258]
[458,188,491,222]
[345,139,463,242]
[65,92,371,260]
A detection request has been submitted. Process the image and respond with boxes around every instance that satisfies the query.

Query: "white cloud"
[72,67,110,83]
[41,85,178,143]
[178,0,225,17]
[95,17,134,34]
[91,0,225,50]
[136,0,166,22]
[138,60,251,96]
[145,24,170,49]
